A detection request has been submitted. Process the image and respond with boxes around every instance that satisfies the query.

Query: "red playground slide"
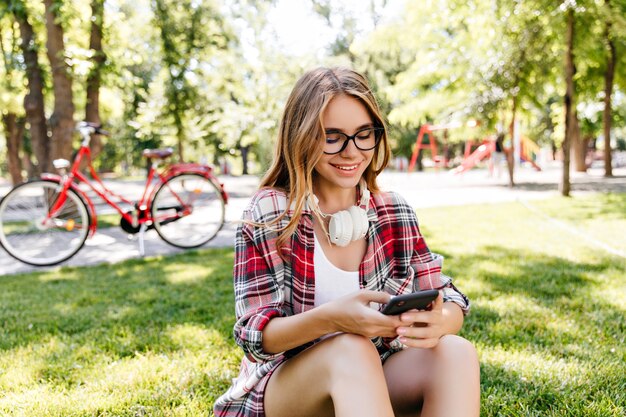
[452,143,493,174]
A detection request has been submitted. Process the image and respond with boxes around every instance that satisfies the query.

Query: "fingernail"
[397,328,407,335]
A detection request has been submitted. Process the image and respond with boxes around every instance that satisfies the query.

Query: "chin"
[324,171,365,190]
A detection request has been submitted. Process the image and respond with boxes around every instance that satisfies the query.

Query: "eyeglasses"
[323,127,384,155]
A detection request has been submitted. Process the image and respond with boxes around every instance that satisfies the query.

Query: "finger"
[431,291,444,309]
[396,325,439,340]
[399,336,440,349]
[365,308,404,328]
[358,290,392,304]
[399,309,438,324]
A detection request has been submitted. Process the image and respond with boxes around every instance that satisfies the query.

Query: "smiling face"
[313,94,376,197]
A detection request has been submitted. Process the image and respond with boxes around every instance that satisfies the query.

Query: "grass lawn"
[1,193,624,416]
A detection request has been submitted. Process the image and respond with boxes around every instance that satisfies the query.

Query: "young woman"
[213,67,480,417]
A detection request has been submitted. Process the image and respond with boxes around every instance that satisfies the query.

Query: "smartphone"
[381,289,439,315]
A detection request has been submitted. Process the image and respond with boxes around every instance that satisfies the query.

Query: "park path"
[1,164,624,275]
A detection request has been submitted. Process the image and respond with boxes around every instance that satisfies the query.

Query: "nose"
[340,137,360,157]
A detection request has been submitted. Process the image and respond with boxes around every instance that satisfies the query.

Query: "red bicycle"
[0,122,228,266]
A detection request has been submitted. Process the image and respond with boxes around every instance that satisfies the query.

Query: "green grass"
[1,193,625,416]
[94,212,121,229]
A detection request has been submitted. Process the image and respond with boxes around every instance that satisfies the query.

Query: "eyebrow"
[324,123,375,133]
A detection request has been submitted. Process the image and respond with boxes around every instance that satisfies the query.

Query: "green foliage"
[351,0,626,152]
[2,0,626,175]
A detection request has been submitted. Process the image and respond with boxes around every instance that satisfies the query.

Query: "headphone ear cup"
[348,206,368,240]
[329,210,353,247]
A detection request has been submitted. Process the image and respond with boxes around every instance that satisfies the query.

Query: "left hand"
[395,292,446,349]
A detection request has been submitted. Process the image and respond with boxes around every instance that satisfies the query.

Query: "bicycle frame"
[43,137,227,238]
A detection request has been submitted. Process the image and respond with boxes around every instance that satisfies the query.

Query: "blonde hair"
[259,66,391,251]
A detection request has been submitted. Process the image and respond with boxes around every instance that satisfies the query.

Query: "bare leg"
[384,335,480,417]
[264,333,395,417]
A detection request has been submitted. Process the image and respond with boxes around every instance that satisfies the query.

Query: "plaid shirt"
[214,188,470,417]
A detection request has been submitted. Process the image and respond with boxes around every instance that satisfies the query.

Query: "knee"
[322,333,382,377]
[435,335,479,367]
[326,333,380,361]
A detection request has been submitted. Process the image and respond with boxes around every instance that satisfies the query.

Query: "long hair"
[258,67,391,250]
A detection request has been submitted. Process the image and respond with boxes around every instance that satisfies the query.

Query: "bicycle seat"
[142,148,174,160]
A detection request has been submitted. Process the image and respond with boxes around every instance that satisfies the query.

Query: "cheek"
[313,155,332,174]
[363,151,375,167]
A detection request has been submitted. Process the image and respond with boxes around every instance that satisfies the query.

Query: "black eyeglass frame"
[323,127,385,155]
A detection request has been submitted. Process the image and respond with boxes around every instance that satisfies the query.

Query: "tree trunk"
[44,0,75,161]
[572,108,587,172]
[14,6,50,174]
[506,97,516,187]
[174,111,185,163]
[85,0,105,160]
[2,113,25,185]
[603,0,615,177]
[562,8,577,197]
[240,144,249,175]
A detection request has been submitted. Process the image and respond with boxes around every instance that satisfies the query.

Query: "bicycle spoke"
[0,181,90,266]
[151,174,225,248]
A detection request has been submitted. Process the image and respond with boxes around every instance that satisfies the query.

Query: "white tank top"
[313,233,360,307]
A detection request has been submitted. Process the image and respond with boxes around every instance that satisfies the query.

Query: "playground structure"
[407,122,542,174]
[451,135,542,174]
[408,123,460,171]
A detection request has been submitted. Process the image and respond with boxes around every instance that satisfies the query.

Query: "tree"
[600,0,626,177]
[0,15,25,184]
[43,0,75,161]
[562,4,577,196]
[152,0,231,162]
[85,0,105,158]
[7,0,49,174]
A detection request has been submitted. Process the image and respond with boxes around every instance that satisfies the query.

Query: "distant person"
[213,67,480,417]
[490,133,505,178]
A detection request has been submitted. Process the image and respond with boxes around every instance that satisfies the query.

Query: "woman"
[214,67,480,417]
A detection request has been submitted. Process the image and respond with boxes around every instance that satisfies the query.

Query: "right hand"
[319,290,403,338]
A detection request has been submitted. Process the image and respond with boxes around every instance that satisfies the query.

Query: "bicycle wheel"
[151,173,225,248]
[0,180,90,266]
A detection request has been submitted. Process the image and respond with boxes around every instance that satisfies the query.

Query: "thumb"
[431,291,444,309]
[358,290,392,304]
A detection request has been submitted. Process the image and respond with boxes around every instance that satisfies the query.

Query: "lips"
[331,163,360,171]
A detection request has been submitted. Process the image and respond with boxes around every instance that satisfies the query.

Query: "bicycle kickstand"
[138,223,147,257]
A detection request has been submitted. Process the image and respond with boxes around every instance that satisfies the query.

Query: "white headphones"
[309,180,371,247]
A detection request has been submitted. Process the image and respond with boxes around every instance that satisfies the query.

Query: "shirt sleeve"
[410,227,470,314]
[232,213,287,363]
[399,197,470,314]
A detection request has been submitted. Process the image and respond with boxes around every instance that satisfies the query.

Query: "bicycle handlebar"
[76,121,109,147]
[76,121,110,136]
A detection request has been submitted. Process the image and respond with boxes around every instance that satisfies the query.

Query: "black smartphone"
[381,289,439,315]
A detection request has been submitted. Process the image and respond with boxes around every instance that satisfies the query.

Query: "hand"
[395,292,446,349]
[320,290,403,338]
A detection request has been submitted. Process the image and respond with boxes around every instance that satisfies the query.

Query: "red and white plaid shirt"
[214,188,470,417]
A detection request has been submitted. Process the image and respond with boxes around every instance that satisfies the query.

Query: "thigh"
[384,336,480,417]
[264,333,386,417]
[264,344,335,417]
[383,348,435,417]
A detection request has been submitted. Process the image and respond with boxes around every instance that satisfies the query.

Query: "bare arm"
[262,290,404,354]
